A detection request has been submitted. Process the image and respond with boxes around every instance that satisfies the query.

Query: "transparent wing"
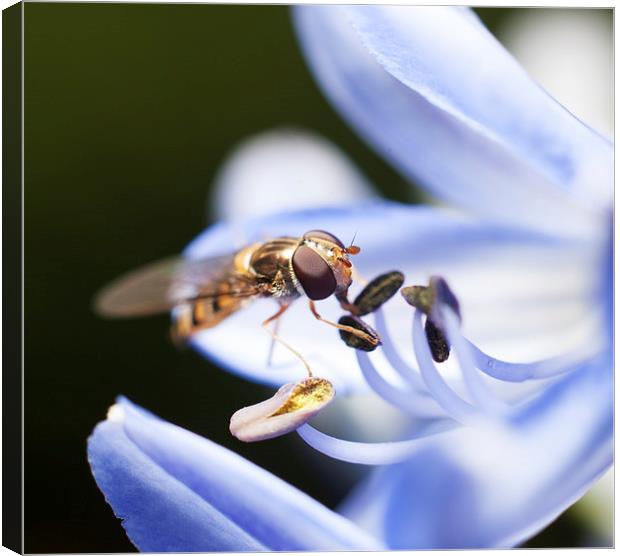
[94,253,261,318]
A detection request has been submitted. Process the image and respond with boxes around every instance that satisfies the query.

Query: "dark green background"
[23,4,608,552]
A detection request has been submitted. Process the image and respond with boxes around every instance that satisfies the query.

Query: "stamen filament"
[412,310,481,425]
[465,340,596,383]
[374,307,426,391]
[442,307,511,416]
[297,423,459,465]
[355,350,447,419]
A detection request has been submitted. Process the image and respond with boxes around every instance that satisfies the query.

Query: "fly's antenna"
[349,230,358,249]
[345,230,361,255]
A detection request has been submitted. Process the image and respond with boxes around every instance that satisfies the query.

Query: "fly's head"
[291,230,360,301]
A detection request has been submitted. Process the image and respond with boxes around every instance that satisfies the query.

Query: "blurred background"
[24,4,612,552]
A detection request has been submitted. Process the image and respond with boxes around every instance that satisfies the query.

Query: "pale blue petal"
[211,128,376,222]
[88,397,384,551]
[184,202,603,395]
[340,352,612,548]
[293,6,611,238]
[87,404,265,551]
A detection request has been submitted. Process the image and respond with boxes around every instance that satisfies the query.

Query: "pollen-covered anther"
[401,276,461,362]
[229,377,335,443]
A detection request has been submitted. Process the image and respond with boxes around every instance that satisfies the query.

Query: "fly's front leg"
[309,300,379,348]
[335,266,369,314]
[335,289,359,315]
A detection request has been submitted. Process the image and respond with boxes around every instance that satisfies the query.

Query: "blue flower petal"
[87,406,265,551]
[340,352,612,548]
[184,201,603,394]
[293,6,611,238]
[211,128,376,222]
[87,397,384,551]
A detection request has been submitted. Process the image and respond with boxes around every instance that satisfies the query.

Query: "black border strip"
[3,2,24,553]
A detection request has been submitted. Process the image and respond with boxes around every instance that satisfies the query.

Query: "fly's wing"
[94,253,262,318]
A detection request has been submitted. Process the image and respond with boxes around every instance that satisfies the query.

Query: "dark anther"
[401,284,434,314]
[430,276,461,322]
[401,275,460,362]
[352,271,405,316]
[424,319,450,363]
[338,315,381,352]
[401,275,460,324]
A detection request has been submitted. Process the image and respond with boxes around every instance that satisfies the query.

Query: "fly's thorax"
[238,232,355,302]
[233,243,264,276]
[246,237,301,299]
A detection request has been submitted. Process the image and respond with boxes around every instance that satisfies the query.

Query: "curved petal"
[340,351,612,548]
[292,6,611,239]
[87,407,265,551]
[184,201,604,395]
[210,128,375,222]
[499,8,613,138]
[87,397,384,551]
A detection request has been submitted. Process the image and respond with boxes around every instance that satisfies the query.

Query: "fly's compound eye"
[292,245,337,300]
[303,230,345,249]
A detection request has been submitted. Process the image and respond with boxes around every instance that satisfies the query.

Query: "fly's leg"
[336,266,369,313]
[263,302,290,326]
[170,303,194,346]
[264,302,287,367]
[336,290,359,315]
[266,309,284,367]
[262,303,314,377]
[309,300,380,348]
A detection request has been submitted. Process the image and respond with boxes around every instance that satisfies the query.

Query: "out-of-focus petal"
[211,128,375,222]
[340,352,612,548]
[184,202,604,395]
[87,397,384,551]
[87,404,265,551]
[292,6,611,238]
[499,9,612,138]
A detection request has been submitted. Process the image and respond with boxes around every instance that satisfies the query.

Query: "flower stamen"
[412,309,481,425]
[230,377,334,442]
[465,340,597,383]
[297,421,459,465]
[373,307,426,391]
[442,306,511,416]
[402,276,461,362]
[355,350,446,419]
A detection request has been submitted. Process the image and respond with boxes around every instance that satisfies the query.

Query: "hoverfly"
[95,229,379,373]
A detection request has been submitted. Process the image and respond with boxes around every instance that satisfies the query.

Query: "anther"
[424,319,451,363]
[337,315,382,351]
[352,270,405,316]
[401,276,461,362]
[229,377,335,442]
